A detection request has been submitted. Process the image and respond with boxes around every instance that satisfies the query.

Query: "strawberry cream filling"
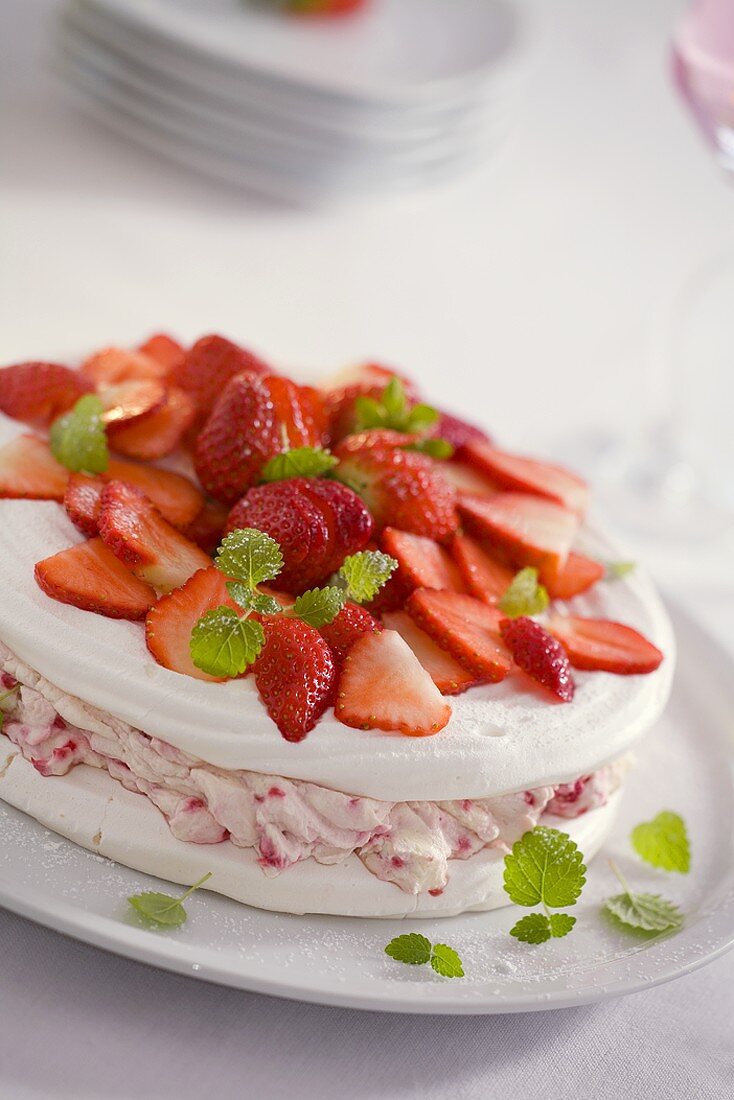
[0,641,626,895]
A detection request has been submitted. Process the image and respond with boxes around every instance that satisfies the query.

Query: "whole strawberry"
[320,601,381,664]
[323,365,419,442]
[252,617,336,742]
[174,334,271,426]
[500,616,575,702]
[195,373,326,504]
[0,362,92,426]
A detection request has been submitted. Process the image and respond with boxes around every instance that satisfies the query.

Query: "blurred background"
[1,0,733,600]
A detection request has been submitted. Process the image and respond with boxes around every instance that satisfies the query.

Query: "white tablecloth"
[1,1,732,1096]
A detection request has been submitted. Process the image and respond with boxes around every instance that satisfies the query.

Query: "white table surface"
[1,1,733,1097]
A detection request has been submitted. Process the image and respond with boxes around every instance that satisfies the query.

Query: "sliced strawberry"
[297,477,373,573]
[181,499,229,554]
[407,590,512,681]
[544,552,605,600]
[463,442,589,515]
[365,567,414,616]
[145,566,238,681]
[138,333,185,372]
[450,533,514,604]
[109,386,197,460]
[98,480,211,593]
[440,460,500,498]
[333,429,419,454]
[34,537,157,620]
[382,611,479,696]
[0,434,68,500]
[548,616,664,675]
[320,602,381,664]
[105,459,203,529]
[500,616,575,702]
[64,473,104,537]
[81,346,170,385]
[335,629,451,737]
[458,492,579,585]
[98,378,168,435]
[175,334,271,426]
[253,617,336,742]
[382,528,464,592]
[0,362,92,426]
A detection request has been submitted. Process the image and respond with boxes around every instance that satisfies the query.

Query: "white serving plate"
[0,604,731,1013]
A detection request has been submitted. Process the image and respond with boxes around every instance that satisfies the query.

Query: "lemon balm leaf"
[385,933,432,966]
[190,608,265,677]
[340,550,397,603]
[631,811,690,873]
[50,394,109,474]
[261,447,337,482]
[429,944,464,978]
[215,528,283,589]
[292,586,347,628]
[503,826,586,909]
[128,872,212,928]
[499,567,550,618]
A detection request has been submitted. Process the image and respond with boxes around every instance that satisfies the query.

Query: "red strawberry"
[253,617,336,742]
[450,533,514,604]
[458,492,579,585]
[441,460,500,498]
[382,528,465,592]
[548,616,664,675]
[334,439,458,542]
[34,537,157,620]
[109,386,197,460]
[544,552,605,600]
[407,590,512,681]
[462,442,589,515]
[333,429,419,454]
[106,459,203,528]
[225,477,372,592]
[0,362,92,426]
[81,346,170,385]
[0,434,68,500]
[322,364,419,442]
[174,334,271,425]
[138,333,185,372]
[145,567,239,681]
[98,378,167,434]
[431,411,490,452]
[194,372,325,504]
[64,473,104,537]
[98,480,211,592]
[335,629,451,736]
[320,602,381,664]
[382,611,479,696]
[181,499,229,554]
[500,616,575,702]
[364,566,414,616]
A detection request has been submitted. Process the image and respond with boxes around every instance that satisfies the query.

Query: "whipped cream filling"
[0,642,627,895]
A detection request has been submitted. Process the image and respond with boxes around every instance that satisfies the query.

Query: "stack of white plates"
[55,0,524,203]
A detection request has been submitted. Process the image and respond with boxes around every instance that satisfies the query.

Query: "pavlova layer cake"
[0,336,673,917]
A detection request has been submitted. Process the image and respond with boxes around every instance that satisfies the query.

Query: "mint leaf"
[353,377,439,435]
[503,826,586,909]
[339,550,397,604]
[385,933,432,966]
[605,560,636,580]
[190,608,265,677]
[215,528,283,589]
[261,447,337,483]
[604,892,683,934]
[429,944,464,978]
[292,586,346,628]
[631,811,690,873]
[405,403,439,433]
[381,377,407,419]
[404,437,454,460]
[225,582,281,616]
[498,567,550,618]
[510,913,552,943]
[548,912,576,937]
[128,871,212,928]
[50,394,109,474]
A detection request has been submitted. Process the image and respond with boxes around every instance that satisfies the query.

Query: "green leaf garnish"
[385,933,464,978]
[404,438,455,460]
[261,446,337,483]
[353,377,439,435]
[190,608,265,678]
[631,811,690,873]
[605,560,636,580]
[602,861,683,935]
[128,871,213,928]
[503,826,586,943]
[49,394,109,474]
[225,582,281,616]
[215,528,283,589]
[498,567,549,618]
[510,911,576,943]
[339,550,397,604]
[292,586,347,628]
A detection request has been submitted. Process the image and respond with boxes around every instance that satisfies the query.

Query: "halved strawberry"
[138,333,185,372]
[382,611,479,695]
[440,460,500,498]
[145,566,238,681]
[253,617,336,742]
[407,590,512,681]
[0,434,68,500]
[105,459,203,529]
[450,533,514,604]
[548,616,664,675]
[382,528,464,592]
[335,629,451,736]
[462,442,589,515]
[109,386,197,460]
[458,492,579,585]
[544,552,605,600]
[34,537,157,620]
[64,473,104,537]
[500,616,575,702]
[181,499,229,554]
[98,480,211,592]
[174,334,271,426]
[320,602,381,664]
[0,362,92,426]
[98,378,167,434]
[81,346,170,385]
